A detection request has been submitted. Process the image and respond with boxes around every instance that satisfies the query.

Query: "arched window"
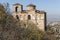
[15,7,18,12]
[16,15,19,19]
[28,15,31,20]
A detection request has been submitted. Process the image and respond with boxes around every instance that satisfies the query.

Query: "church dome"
[26,3,36,10]
[13,3,22,6]
[27,3,36,7]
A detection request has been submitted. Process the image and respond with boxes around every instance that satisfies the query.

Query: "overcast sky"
[0,0,60,21]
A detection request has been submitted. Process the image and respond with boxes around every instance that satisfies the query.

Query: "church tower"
[13,3,23,12]
[12,3,23,20]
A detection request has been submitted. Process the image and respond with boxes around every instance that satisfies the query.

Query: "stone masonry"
[12,3,46,31]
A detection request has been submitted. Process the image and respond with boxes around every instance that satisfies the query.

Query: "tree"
[3,3,11,14]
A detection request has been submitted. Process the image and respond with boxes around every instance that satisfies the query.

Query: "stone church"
[12,3,46,31]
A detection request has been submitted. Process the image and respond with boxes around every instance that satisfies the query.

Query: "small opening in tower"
[15,7,18,12]
[16,15,19,19]
[28,15,31,20]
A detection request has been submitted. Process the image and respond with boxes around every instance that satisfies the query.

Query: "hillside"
[0,3,57,40]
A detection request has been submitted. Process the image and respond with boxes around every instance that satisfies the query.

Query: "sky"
[0,0,60,21]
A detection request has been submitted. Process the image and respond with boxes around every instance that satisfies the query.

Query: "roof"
[13,3,22,6]
[36,10,46,14]
[40,10,46,13]
[35,10,40,13]
[21,10,27,13]
[27,3,36,7]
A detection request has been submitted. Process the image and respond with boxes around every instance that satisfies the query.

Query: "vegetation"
[0,3,57,40]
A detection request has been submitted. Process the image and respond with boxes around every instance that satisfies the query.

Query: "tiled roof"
[21,10,27,13]
[40,10,46,13]
[36,10,46,14]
